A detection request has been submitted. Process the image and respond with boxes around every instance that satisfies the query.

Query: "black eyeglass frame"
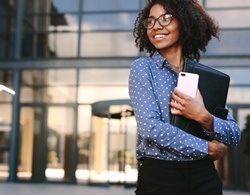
[143,13,173,29]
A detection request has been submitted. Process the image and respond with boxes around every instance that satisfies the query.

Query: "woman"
[129,0,241,194]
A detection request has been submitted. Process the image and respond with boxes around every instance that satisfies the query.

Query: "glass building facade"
[0,0,250,190]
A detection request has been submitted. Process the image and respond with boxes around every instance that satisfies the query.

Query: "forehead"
[149,3,168,17]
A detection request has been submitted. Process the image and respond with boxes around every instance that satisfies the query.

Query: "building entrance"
[17,104,76,183]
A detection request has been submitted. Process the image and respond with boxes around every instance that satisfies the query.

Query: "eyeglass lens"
[144,14,172,29]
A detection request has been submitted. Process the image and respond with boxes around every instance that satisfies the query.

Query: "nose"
[153,19,163,29]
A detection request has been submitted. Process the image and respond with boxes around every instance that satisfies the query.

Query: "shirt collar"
[151,51,171,69]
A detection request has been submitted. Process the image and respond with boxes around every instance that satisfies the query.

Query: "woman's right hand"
[208,140,227,161]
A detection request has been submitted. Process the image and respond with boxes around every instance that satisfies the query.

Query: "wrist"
[198,110,214,131]
[208,141,217,156]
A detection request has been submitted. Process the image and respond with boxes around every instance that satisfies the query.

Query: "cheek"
[146,30,154,43]
[146,30,151,39]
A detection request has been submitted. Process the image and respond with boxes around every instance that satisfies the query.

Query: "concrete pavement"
[0,183,249,195]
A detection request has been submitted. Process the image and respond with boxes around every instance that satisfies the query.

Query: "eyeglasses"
[143,13,173,29]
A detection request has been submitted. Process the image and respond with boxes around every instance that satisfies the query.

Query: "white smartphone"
[177,72,199,98]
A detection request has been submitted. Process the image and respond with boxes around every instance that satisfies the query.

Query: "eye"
[162,15,171,22]
[159,14,172,25]
[146,18,154,25]
[144,18,155,28]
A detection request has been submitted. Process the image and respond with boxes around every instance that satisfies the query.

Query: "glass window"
[88,101,137,184]
[0,14,15,33]
[21,69,77,103]
[25,0,50,14]
[0,104,13,180]
[78,68,130,104]
[209,10,250,28]
[48,32,78,57]
[78,86,129,104]
[0,70,14,102]
[76,105,91,183]
[79,69,130,85]
[24,14,79,33]
[46,106,75,182]
[22,33,55,57]
[81,13,137,31]
[0,70,13,86]
[22,32,78,58]
[206,0,250,8]
[82,13,137,31]
[18,106,44,181]
[205,30,250,56]
[80,32,137,57]
[0,70,14,181]
[237,109,250,190]
[0,33,15,58]
[82,0,140,11]
[218,67,250,86]
[52,0,80,13]
[227,87,250,104]
[49,14,79,31]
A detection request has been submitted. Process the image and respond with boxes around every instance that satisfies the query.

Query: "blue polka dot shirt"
[129,51,241,161]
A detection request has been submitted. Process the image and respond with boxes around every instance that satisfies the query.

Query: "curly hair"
[133,0,220,61]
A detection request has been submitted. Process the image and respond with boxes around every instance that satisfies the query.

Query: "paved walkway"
[0,183,249,195]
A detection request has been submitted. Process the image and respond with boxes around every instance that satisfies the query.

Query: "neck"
[159,45,184,72]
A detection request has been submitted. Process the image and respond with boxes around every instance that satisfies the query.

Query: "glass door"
[46,106,76,182]
[18,106,46,181]
[88,100,137,185]
[18,105,76,182]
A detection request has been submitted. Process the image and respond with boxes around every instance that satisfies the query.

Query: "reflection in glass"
[227,88,250,104]
[78,68,130,104]
[48,14,79,31]
[220,67,250,86]
[0,69,14,180]
[78,86,129,104]
[21,69,77,103]
[82,0,140,11]
[209,10,250,28]
[18,107,44,181]
[89,100,137,184]
[22,13,77,57]
[80,32,137,57]
[0,33,15,58]
[81,13,137,31]
[206,0,250,8]
[237,109,250,189]
[46,106,75,181]
[0,104,13,180]
[76,105,91,183]
[79,69,130,85]
[206,30,250,56]
[48,32,78,57]
[52,0,80,13]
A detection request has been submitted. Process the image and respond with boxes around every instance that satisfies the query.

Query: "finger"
[170,101,184,112]
[172,92,186,106]
[170,107,182,115]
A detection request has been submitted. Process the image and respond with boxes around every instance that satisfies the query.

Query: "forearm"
[196,109,214,131]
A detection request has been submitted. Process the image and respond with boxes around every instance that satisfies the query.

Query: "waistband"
[140,157,213,169]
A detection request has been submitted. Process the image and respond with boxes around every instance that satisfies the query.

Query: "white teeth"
[154,34,165,38]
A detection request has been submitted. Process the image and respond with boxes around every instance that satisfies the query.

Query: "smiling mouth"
[154,34,167,39]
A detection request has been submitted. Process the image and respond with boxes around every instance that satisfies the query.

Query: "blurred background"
[0,0,249,192]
